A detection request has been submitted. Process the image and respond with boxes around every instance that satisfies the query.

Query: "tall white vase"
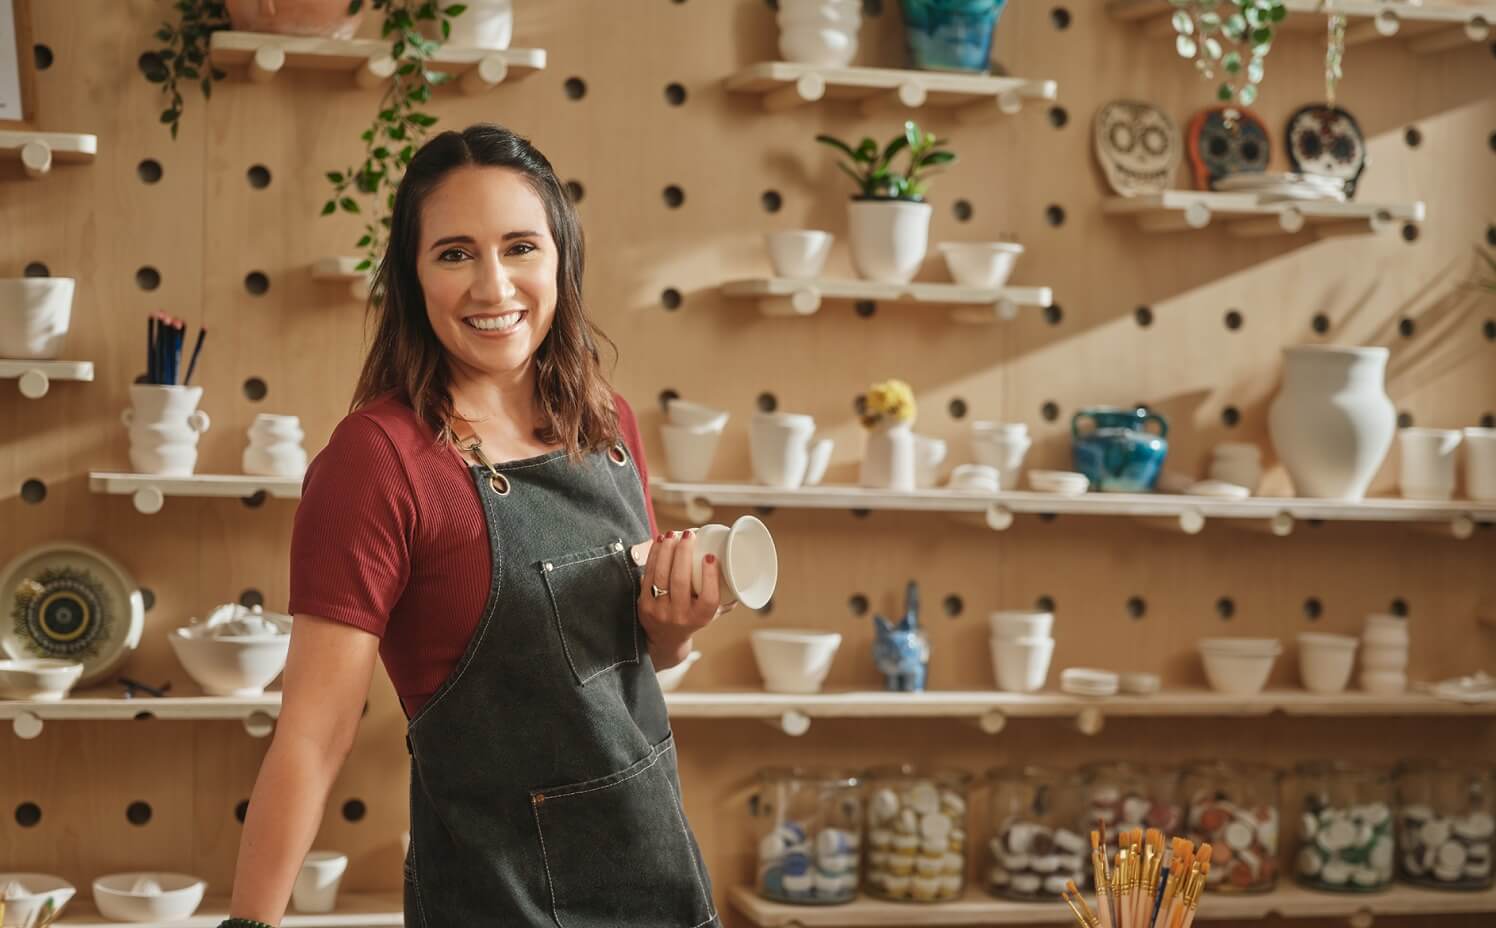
[860,421,916,492]
[1268,346,1395,500]
[848,199,932,285]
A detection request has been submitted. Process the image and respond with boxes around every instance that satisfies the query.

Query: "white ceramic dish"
[988,610,1053,640]
[938,241,1024,290]
[990,635,1053,693]
[167,630,290,697]
[1060,667,1119,697]
[1119,671,1161,696]
[765,230,834,279]
[1028,470,1089,495]
[0,873,76,927]
[655,650,701,692]
[660,422,723,483]
[1297,632,1358,694]
[292,851,348,914]
[1187,479,1250,499]
[1200,640,1280,695]
[751,629,842,694]
[0,658,83,701]
[92,873,206,922]
[0,277,76,360]
[665,398,730,431]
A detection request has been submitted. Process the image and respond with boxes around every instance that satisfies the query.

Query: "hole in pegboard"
[1312,312,1331,334]
[362,700,370,717]
[1135,305,1154,327]
[565,179,585,203]
[755,506,776,517]
[761,190,783,213]
[1050,7,1072,29]
[1048,106,1069,129]
[136,266,161,291]
[133,711,155,721]
[1482,412,1495,428]
[1390,598,1409,617]
[137,51,168,82]
[563,76,587,100]
[1401,223,1419,243]
[942,594,964,618]
[342,799,367,823]
[235,799,249,824]
[247,164,272,189]
[1398,317,1416,338]
[245,271,270,295]
[848,593,869,617]
[1216,596,1236,620]
[1488,224,1496,247]
[24,262,49,277]
[137,159,163,184]
[1403,126,1422,148]
[239,589,264,609]
[948,397,968,419]
[1482,319,1495,341]
[1221,406,1241,428]
[853,393,868,417]
[1036,595,1056,612]
[34,44,53,70]
[1303,597,1323,621]
[1038,512,1058,522]
[660,287,682,311]
[15,802,41,828]
[663,185,685,209]
[854,300,877,318]
[1397,411,1413,428]
[1043,304,1064,325]
[1224,309,1243,331]
[658,388,680,411]
[756,392,778,413]
[126,801,153,826]
[953,199,973,222]
[1041,401,1060,422]
[1126,596,1146,620]
[1308,518,1325,528]
[242,490,268,509]
[243,377,268,402]
[141,587,156,612]
[1045,204,1066,226]
[851,508,871,519]
[665,82,687,106]
[1490,130,1496,151]
[20,479,46,504]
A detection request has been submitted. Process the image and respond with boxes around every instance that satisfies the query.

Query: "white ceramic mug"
[291,851,348,914]
[749,413,817,488]
[631,515,779,611]
[1398,428,1462,500]
[990,635,1054,693]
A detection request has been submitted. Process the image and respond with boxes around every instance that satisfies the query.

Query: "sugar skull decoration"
[1186,106,1270,191]
[1285,104,1367,198]
[1093,100,1182,196]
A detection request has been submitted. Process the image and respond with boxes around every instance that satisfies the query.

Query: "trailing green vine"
[1168,0,1287,108]
[145,0,231,140]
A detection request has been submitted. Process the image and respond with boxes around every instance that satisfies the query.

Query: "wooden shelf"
[0,359,93,398]
[1,693,281,739]
[1109,1,1496,55]
[209,31,545,92]
[731,882,1496,926]
[55,893,401,927]
[720,278,1053,323]
[89,472,302,515]
[724,61,1057,119]
[0,130,98,178]
[313,256,373,300]
[652,480,1496,538]
[1103,191,1425,237]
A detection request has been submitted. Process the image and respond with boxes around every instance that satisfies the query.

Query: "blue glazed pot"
[899,0,1006,74]
[1071,407,1169,492]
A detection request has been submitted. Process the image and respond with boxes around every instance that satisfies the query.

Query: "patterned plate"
[0,542,145,686]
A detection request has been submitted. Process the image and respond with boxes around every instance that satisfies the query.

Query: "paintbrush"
[1091,831,1115,928]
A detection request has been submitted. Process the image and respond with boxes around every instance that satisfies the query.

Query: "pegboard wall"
[1,1,1494,925]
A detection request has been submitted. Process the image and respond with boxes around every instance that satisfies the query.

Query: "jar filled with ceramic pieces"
[1079,761,1183,889]
[1294,762,1394,893]
[752,768,864,905]
[1182,760,1282,893]
[1394,761,1494,891]
[863,764,971,903]
[987,765,1088,901]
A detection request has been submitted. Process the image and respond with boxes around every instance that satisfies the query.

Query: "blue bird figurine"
[873,580,930,692]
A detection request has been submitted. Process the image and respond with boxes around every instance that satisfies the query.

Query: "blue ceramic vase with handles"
[1072,407,1169,492]
[899,0,1006,73]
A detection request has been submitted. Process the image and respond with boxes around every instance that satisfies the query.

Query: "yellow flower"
[862,379,917,427]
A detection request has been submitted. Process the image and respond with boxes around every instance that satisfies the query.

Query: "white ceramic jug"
[1268,346,1394,500]
[123,385,210,476]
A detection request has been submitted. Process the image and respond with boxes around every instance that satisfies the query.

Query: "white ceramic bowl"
[660,422,723,483]
[92,873,206,922]
[988,610,1053,640]
[1360,669,1407,694]
[751,629,841,694]
[938,242,1024,290]
[665,398,730,431]
[990,635,1054,693]
[167,630,290,697]
[1119,671,1161,695]
[0,277,76,360]
[1199,637,1283,654]
[765,230,834,279]
[778,24,858,67]
[0,873,76,926]
[1297,633,1358,694]
[0,659,83,701]
[655,650,701,692]
[1199,641,1280,695]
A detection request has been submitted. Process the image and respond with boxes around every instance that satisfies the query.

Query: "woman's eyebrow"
[428,230,543,250]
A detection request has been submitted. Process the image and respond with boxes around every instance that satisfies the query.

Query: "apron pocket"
[538,539,642,685]
[531,735,716,928]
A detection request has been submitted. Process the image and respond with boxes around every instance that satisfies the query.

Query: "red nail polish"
[656,533,664,543]
[705,554,716,564]
[670,531,679,539]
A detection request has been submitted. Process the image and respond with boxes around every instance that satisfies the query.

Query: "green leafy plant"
[1168,0,1287,107]
[145,0,231,139]
[815,120,956,201]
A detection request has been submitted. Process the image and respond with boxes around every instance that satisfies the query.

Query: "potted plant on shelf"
[859,378,917,492]
[816,120,955,284]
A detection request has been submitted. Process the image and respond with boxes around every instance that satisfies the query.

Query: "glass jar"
[862,764,971,903]
[1079,761,1183,888]
[1394,761,1494,891]
[1182,760,1281,894]
[987,765,1087,901]
[751,768,864,905]
[1293,762,1394,893]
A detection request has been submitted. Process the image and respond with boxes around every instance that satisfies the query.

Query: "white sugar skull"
[1286,104,1367,197]
[1094,101,1181,196]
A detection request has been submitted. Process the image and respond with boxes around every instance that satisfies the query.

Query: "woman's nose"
[470,254,517,304]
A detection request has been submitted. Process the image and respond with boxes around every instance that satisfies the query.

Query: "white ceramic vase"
[848,199,932,284]
[123,385,211,476]
[749,413,817,488]
[860,421,916,492]
[1267,346,1395,500]
[777,0,861,67]
[243,414,308,478]
[0,277,75,359]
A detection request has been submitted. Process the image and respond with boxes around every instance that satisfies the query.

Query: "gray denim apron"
[402,441,719,927]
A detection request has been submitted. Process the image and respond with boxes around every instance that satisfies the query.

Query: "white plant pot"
[688,515,779,610]
[660,422,723,483]
[860,421,916,491]
[990,635,1053,693]
[1397,428,1461,500]
[765,230,834,279]
[751,629,842,694]
[1465,427,1496,501]
[123,385,210,477]
[988,610,1053,640]
[970,427,1031,491]
[292,851,349,914]
[750,413,817,488]
[848,199,932,284]
[0,277,75,359]
[938,242,1023,289]
[167,630,290,697]
[444,0,513,49]
[1199,643,1280,695]
[1297,633,1357,694]
[1268,346,1395,500]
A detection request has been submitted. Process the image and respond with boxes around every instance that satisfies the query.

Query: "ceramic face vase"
[1268,346,1395,500]
[1285,104,1367,197]
[1094,100,1181,196]
[1187,106,1270,191]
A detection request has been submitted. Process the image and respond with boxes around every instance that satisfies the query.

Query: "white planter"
[989,635,1053,693]
[1297,633,1357,694]
[765,230,833,279]
[776,1,860,67]
[860,421,916,491]
[123,385,211,477]
[292,851,349,914]
[970,422,1031,490]
[0,277,75,359]
[848,199,932,284]
[659,422,723,483]
[167,630,290,697]
[444,0,513,49]
[1397,428,1461,501]
[938,242,1023,289]
[750,412,817,488]
[1268,346,1395,500]
[988,610,1053,640]
[1465,427,1496,501]
[244,414,308,478]
[751,629,842,694]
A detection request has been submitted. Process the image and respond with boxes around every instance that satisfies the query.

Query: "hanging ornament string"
[1325,13,1347,107]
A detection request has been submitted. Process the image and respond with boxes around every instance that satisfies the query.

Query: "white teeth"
[466,311,523,332]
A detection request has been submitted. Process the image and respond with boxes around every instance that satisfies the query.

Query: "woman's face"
[417,165,558,383]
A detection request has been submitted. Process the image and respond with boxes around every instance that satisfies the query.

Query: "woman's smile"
[464,309,528,334]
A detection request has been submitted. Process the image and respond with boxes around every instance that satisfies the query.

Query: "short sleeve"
[288,413,417,637]
[614,393,658,537]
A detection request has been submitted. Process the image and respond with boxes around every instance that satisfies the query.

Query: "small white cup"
[1464,427,1496,500]
[988,610,1053,640]
[938,242,1024,290]
[765,230,834,279]
[990,635,1054,693]
[1398,428,1462,501]
[660,422,723,483]
[949,463,1000,493]
[292,851,349,914]
[1297,632,1357,693]
[686,515,779,610]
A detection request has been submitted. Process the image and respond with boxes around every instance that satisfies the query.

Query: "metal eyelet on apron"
[488,472,510,495]
[459,434,511,497]
[608,443,628,466]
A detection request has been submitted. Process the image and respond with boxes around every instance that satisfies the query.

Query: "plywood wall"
[1,1,1493,925]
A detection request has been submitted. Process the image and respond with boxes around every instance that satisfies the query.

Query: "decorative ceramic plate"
[1093,100,1182,196]
[1285,103,1366,198]
[0,542,145,686]
[1186,106,1271,191]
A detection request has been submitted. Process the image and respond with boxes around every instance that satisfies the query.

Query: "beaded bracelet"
[219,919,276,928]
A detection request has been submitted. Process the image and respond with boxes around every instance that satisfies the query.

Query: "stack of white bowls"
[988,610,1053,693]
[1360,614,1408,694]
[1198,638,1281,695]
[777,0,861,68]
[970,421,1031,490]
[1297,632,1358,694]
[660,399,729,482]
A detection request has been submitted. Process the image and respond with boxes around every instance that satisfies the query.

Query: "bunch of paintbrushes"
[1060,828,1212,928]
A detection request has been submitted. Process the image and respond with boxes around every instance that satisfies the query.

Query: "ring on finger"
[651,583,670,599]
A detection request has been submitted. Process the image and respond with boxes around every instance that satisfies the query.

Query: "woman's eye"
[439,248,469,262]
[508,242,536,256]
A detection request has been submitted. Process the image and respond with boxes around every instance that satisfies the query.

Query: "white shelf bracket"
[1347,908,1375,928]
[250,44,286,83]
[1277,206,1306,234]
[13,711,43,740]
[985,504,1014,532]
[1180,507,1206,535]
[769,710,811,737]
[760,287,821,317]
[858,80,926,117]
[243,710,276,738]
[764,73,824,112]
[16,368,49,398]
[977,709,1007,735]
[19,139,51,178]
[1076,706,1105,736]
[460,54,509,95]
[356,52,396,89]
[132,486,166,515]
[1272,511,1295,537]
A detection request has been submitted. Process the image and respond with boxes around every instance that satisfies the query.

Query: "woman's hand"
[637,530,735,667]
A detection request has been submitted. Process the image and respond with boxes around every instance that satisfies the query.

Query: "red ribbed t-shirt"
[288,392,657,717]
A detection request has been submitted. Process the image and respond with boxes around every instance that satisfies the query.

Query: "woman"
[221,123,725,928]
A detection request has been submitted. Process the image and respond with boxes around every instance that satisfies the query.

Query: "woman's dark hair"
[352,123,619,457]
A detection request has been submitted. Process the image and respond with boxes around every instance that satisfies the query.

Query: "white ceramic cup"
[750,413,817,488]
[1464,427,1496,500]
[660,422,723,482]
[990,635,1054,693]
[971,429,1032,491]
[912,434,947,488]
[1360,669,1407,694]
[1398,428,1462,500]
[0,277,75,359]
[938,242,1023,290]
[765,230,834,279]
[666,398,730,431]
[988,610,1053,640]
[750,629,842,694]
[1297,633,1357,693]
[292,851,349,914]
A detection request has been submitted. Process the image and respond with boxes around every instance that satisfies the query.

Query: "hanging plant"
[1324,12,1347,105]
[145,0,232,140]
[1168,0,1287,108]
